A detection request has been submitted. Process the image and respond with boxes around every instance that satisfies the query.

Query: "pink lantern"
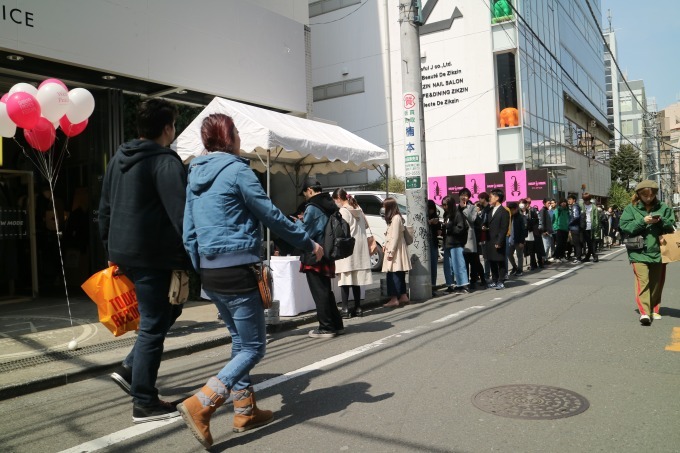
[6,92,41,129]
[24,117,56,152]
[39,78,68,90]
[59,116,88,137]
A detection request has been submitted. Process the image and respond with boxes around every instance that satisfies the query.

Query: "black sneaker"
[308,329,337,339]
[133,400,180,423]
[111,364,132,395]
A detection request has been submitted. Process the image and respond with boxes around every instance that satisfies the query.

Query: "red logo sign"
[403,93,416,109]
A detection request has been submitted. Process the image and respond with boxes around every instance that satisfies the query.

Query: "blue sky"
[600,0,678,110]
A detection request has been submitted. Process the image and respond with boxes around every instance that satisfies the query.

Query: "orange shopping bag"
[81,266,140,337]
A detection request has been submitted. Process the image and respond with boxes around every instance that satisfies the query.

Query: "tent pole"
[266,148,271,262]
[385,163,390,198]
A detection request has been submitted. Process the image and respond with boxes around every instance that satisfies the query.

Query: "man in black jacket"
[99,98,190,423]
[485,189,510,289]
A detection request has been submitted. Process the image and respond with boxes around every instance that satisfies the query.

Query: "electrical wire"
[309,0,372,26]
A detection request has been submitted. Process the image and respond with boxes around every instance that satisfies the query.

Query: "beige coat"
[335,207,372,278]
[382,214,412,272]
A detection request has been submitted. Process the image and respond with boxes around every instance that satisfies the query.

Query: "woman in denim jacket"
[177,113,323,448]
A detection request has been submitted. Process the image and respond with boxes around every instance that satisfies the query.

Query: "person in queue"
[619,180,675,326]
[300,177,346,338]
[427,199,442,295]
[382,197,412,307]
[485,189,510,289]
[441,195,456,292]
[459,188,483,291]
[178,113,324,448]
[332,189,373,318]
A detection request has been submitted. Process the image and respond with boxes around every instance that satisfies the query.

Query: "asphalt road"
[2,248,679,453]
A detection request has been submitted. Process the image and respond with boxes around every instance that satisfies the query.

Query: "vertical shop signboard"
[446,175,466,204]
[485,172,505,195]
[403,93,422,189]
[504,170,527,203]
[465,173,486,203]
[526,169,550,208]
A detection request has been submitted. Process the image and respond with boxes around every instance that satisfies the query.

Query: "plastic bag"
[81,266,139,337]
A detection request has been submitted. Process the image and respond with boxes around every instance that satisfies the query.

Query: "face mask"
[519,203,525,209]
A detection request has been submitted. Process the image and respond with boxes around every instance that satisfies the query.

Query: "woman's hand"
[644,215,661,225]
[312,242,324,261]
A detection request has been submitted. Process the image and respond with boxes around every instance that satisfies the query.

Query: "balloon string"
[47,178,76,336]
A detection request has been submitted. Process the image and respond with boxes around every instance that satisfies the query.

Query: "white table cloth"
[270,256,316,316]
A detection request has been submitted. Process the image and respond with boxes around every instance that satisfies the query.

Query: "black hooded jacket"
[98,139,190,269]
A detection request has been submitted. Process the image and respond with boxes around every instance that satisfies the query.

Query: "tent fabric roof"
[174,97,388,174]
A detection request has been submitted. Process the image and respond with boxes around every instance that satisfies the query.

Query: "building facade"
[0,0,311,299]
[603,30,621,159]
[657,102,680,207]
[310,0,611,202]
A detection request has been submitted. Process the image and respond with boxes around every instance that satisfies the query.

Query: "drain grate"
[472,384,589,420]
[0,337,137,374]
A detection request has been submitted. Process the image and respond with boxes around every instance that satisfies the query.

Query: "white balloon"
[8,82,38,97]
[66,88,95,124]
[37,82,71,122]
[68,339,78,351]
[0,102,17,137]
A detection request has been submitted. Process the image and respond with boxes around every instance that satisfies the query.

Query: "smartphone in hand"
[651,215,661,220]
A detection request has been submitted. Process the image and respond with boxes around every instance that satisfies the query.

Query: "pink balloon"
[39,78,67,90]
[24,117,56,152]
[6,92,41,129]
[0,93,8,103]
[59,116,88,137]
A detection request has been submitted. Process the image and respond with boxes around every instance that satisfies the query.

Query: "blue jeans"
[429,239,439,286]
[386,271,407,297]
[443,247,453,286]
[120,266,182,407]
[204,289,266,391]
[449,247,468,287]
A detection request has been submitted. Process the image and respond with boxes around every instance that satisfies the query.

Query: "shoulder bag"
[252,263,273,309]
[168,270,190,305]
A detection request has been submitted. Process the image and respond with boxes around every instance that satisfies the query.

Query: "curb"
[0,293,387,401]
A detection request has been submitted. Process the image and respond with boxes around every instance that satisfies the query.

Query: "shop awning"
[173,97,388,175]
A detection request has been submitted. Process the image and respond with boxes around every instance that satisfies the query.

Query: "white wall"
[0,0,308,113]
[392,0,498,177]
[311,0,499,180]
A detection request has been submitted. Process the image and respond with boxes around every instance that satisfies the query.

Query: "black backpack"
[324,209,355,260]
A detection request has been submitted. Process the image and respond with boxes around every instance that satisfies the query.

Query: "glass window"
[496,52,519,117]
[353,195,382,216]
[621,120,633,136]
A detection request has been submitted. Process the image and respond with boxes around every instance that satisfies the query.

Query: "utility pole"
[399,0,430,301]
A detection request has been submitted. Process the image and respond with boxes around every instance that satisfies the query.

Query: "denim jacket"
[568,203,581,232]
[183,152,314,271]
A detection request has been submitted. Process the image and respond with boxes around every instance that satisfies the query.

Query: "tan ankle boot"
[177,377,229,448]
[232,387,274,433]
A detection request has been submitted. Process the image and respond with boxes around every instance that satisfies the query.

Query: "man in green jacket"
[619,180,675,326]
[580,193,601,262]
[552,199,569,262]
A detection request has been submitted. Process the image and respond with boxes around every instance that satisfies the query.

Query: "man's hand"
[313,242,324,261]
[108,261,122,275]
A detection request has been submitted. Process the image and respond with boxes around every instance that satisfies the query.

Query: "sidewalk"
[0,286,384,401]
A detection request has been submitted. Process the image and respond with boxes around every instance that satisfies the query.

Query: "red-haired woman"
[178,113,324,447]
[382,197,411,307]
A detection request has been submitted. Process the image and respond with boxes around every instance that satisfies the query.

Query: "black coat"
[485,205,510,262]
[443,207,468,248]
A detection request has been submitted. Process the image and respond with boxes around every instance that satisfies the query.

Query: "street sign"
[403,92,422,190]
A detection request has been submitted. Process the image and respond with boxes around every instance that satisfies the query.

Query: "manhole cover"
[472,384,589,420]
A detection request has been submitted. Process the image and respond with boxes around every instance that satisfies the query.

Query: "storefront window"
[497,52,519,127]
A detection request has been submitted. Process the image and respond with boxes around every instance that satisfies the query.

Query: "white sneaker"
[652,313,662,320]
[639,315,651,326]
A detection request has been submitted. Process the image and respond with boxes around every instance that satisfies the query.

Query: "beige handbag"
[168,270,190,305]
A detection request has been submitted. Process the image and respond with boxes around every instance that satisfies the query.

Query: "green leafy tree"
[608,182,633,209]
[610,144,642,190]
[362,175,405,194]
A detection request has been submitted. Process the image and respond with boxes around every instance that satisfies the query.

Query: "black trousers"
[583,229,597,260]
[489,259,506,284]
[570,229,582,260]
[464,251,485,284]
[305,271,344,333]
[555,230,568,259]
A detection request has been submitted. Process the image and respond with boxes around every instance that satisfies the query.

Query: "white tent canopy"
[174,97,388,175]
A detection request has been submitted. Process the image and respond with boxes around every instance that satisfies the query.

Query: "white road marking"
[57,306,486,453]
[531,248,626,287]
